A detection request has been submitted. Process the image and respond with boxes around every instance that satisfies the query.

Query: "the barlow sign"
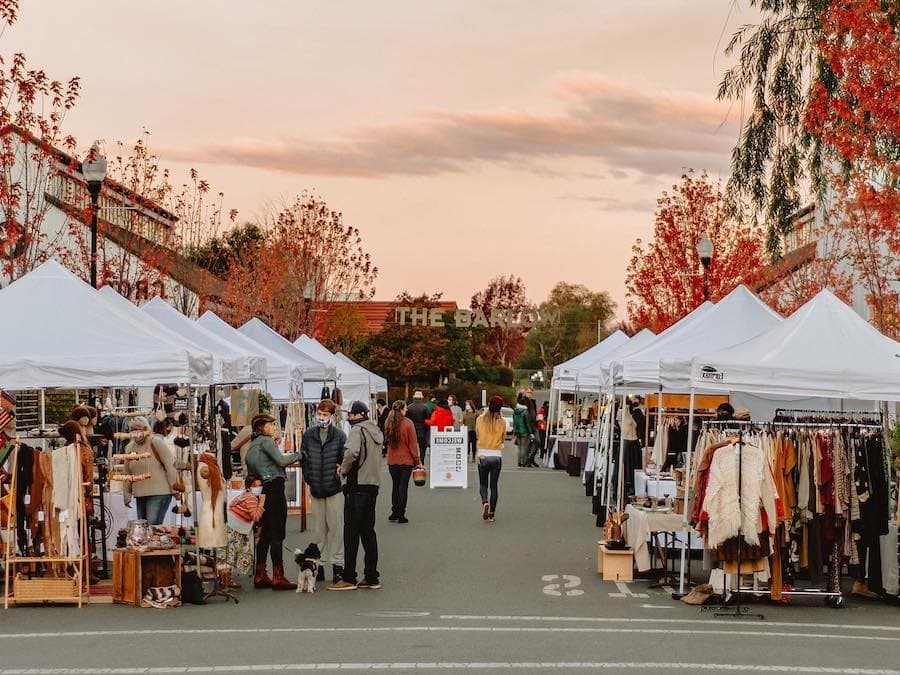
[395,307,560,329]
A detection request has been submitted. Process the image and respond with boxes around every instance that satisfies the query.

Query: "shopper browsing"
[475,395,506,522]
[513,393,537,468]
[339,401,384,590]
[406,391,430,465]
[245,413,301,591]
[300,399,348,589]
[384,400,421,524]
[462,400,479,462]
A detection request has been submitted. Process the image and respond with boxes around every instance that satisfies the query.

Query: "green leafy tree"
[186,222,265,277]
[718,0,831,255]
[519,282,616,370]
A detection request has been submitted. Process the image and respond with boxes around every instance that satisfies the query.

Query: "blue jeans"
[477,457,502,514]
[136,494,173,526]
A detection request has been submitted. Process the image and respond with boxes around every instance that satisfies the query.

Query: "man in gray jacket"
[338,400,384,590]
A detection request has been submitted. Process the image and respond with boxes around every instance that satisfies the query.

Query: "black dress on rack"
[853,433,889,594]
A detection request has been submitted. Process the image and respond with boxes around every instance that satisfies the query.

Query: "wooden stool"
[597,542,634,582]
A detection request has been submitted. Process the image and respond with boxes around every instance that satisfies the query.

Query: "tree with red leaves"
[218,191,377,340]
[625,170,766,333]
[0,1,81,283]
[470,274,531,367]
[804,0,899,336]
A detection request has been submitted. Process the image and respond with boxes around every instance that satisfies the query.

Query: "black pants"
[343,489,379,584]
[389,464,413,517]
[467,430,477,459]
[416,430,429,464]
[256,477,286,567]
[854,539,884,594]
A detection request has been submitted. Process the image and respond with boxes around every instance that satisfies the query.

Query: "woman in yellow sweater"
[475,395,507,522]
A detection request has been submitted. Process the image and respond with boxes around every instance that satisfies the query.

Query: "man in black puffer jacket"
[299,399,348,587]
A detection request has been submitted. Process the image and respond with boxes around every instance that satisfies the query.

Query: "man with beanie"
[245,413,300,590]
[339,400,384,590]
[406,391,429,465]
[300,399,348,589]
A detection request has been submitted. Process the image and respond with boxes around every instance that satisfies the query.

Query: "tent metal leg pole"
[604,384,616,511]
[675,387,697,599]
[616,393,627,512]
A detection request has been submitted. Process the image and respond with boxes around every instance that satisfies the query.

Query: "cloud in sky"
[162,73,738,182]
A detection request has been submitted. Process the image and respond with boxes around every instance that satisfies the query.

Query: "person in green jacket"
[513,393,537,467]
[245,413,301,591]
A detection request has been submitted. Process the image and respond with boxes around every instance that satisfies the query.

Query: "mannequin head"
[58,420,84,445]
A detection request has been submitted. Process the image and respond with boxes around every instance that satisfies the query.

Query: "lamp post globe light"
[82,141,107,289]
[697,232,713,301]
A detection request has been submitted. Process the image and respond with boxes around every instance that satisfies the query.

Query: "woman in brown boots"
[244,413,302,590]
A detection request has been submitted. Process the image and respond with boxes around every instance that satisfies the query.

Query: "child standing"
[223,474,266,589]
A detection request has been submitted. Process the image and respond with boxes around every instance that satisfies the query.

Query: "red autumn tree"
[625,170,766,333]
[0,0,81,283]
[218,191,377,339]
[470,274,531,367]
[803,0,899,337]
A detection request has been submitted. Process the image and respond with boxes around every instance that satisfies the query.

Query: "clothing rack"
[694,416,885,609]
[704,430,765,620]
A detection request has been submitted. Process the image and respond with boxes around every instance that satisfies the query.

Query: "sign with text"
[395,307,560,329]
[429,426,468,488]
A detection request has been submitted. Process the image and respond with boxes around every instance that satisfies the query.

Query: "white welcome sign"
[429,426,468,488]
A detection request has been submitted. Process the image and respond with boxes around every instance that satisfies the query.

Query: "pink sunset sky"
[8,0,760,315]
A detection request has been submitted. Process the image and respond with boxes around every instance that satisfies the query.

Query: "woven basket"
[14,574,80,602]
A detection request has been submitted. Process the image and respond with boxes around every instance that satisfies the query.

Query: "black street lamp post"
[697,233,713,302]
[82,142,107,289]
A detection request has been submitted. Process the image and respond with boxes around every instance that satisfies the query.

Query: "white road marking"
[640,604,676,609]
[542,574,583,597]
[439,614,900,633]
[359,610,431,618]
[0,627,897,642]
[0,664,896,674]
[609,581,648,598]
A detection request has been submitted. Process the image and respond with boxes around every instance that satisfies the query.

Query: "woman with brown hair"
[245,413,301,590]
[384,400,420,524]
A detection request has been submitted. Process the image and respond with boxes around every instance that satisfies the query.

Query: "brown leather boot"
[271,564,297,591]
[253,563,272,589]
[852,580,879,599]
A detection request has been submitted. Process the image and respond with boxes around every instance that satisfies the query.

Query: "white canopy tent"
[238,319,334,381]
[550,330,629,393]
[335,352,388,394]
[671,289,900,597]
[0,260,213,388]
[197,310,301,390]
[141,297,267,383]
[98,287,238,384]
[689,289,900,401]
[293,335,387,405]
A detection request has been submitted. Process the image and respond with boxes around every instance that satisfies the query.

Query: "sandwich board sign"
[429,426,467,488]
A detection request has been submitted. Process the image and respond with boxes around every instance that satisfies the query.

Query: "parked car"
[500,406,514,437]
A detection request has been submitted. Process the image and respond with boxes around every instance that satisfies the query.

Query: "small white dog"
[294,543,321,593]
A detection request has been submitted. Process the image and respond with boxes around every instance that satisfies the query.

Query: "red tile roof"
[316,300,459,335]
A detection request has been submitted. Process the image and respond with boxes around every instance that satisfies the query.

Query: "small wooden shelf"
[112,548,181,608]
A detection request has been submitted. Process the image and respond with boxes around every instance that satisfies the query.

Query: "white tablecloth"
[634,471,676,499]
[624,504,698,572]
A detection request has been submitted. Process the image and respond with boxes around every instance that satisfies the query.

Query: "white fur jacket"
[702,442,777,549]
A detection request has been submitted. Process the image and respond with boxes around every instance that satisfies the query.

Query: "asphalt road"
[2,441,899,673]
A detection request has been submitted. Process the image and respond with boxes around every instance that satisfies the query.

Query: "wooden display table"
[112,548,181,607]
[597,543,634,582]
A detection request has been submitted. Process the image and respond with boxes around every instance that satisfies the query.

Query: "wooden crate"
[597,543,634,582]
[113,548,181,607]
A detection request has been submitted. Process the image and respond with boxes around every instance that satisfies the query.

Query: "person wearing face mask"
[299,399,349,589]
[122,416,178,526]
[245,413,301,591]
[224,474,267,589]
[462,400,479,462]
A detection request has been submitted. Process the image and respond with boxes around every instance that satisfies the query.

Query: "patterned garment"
[223,526,254,577]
